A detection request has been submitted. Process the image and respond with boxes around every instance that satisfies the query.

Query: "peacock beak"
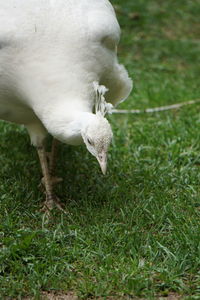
[97,152,107,175]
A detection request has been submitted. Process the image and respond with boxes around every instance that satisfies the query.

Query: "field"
[0,0,200,299]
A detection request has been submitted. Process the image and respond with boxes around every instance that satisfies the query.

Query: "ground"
[0,0,200,299]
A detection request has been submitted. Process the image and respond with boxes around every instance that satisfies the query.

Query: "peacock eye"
[87,138,93,146]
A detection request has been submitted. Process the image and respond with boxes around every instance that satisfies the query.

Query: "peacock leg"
[45,138,63,186]
[37,145,64,213]
[49,138,58,175]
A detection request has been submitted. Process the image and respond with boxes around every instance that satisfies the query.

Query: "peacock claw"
[41,194,67,215]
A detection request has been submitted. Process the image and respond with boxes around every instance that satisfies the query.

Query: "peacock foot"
[41,193,67,215]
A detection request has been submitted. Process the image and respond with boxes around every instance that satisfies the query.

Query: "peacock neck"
[37,102,95,145]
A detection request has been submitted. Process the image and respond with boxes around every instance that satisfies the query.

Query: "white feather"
[0,0,132,146]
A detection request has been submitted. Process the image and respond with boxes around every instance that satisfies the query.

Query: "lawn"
[0,0,200,299]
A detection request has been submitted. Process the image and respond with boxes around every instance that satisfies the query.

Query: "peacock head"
[81,112,113,175]
[81,82,113,175]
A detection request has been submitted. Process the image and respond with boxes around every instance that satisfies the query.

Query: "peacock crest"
[93,81,113,117]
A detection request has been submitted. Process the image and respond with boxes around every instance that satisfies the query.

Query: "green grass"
[0,0,200,298]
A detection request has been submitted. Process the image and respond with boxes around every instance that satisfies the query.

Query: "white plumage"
[0,0,132,211]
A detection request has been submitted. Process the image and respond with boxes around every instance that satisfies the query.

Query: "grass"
[0,0,200,298]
